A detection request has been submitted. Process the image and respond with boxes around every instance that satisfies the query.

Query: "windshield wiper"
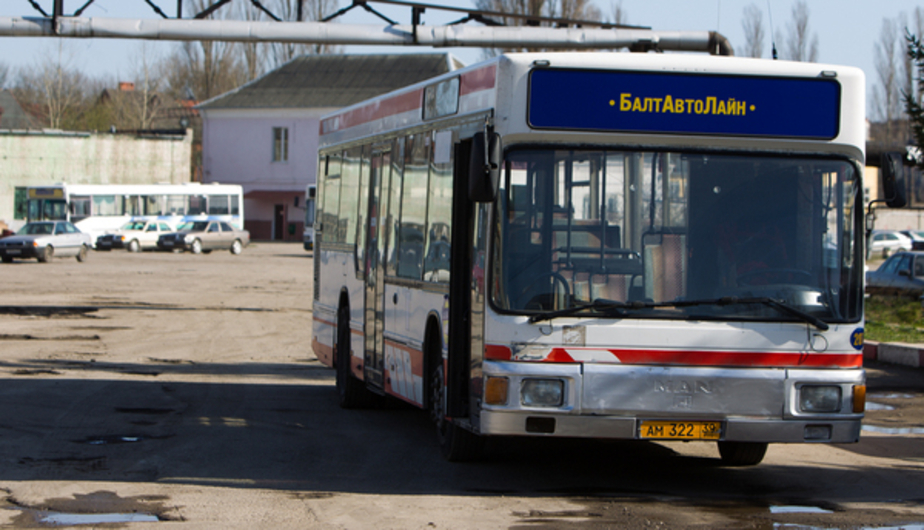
[527,296,829,330]
[527,298,649,323]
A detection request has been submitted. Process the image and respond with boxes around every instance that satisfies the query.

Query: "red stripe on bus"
[460,64,497,95]
[321,88,423,134]
[545,348,862,368]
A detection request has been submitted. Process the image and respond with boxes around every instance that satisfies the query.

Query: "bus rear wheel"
[429,352,484,462]
[717,441,768,466]
[335,305,376,409]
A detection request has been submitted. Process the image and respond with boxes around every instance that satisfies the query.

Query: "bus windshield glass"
[492,149,862,324]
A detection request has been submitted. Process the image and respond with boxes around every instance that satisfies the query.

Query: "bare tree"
[267,0,341,70]
[475,0,602,56]
[162,0,249,102]
[609,0,627,26]
[0,62,9,89]
[13,42,88,129]
[741,3,765,58]
[872,18,903,144]
[779,0,818,62]
[237,2,268,82]
[105,42,166,130]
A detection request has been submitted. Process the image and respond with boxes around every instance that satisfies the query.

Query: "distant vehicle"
[900,230,924,251]
[96,219,177,252]
[157,220,250,255]
[25,183,244,247]
[866,251,924,296]
[869,230,913,258]
[0,221,92,263]
[304,184,316,251]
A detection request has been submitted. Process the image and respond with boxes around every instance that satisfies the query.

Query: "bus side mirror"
[881,152,908,208]
[469,131,502,203]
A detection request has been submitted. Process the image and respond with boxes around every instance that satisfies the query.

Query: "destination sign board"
[528,68,841,139]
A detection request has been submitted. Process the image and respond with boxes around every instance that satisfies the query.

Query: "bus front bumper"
[478,361,864,444]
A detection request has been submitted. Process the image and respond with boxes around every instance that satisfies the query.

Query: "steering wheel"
[516,272,571,310]
[737,268,814,287]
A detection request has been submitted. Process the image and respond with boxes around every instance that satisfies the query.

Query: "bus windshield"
[492,149,862,324]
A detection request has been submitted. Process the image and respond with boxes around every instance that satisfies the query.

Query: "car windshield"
[20,223,55,235]
[491,149,863,324]
[178,222,209,231]
[123,221,147,230]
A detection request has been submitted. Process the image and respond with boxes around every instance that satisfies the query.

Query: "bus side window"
[322,152,343,243]
[396,133,430,280]
[384,137,406,277]
[423,130,453,283]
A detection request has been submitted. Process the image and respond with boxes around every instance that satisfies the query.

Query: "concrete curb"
[864,340,924,368]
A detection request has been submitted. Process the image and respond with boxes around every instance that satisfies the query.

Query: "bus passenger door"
[364,149,391,389]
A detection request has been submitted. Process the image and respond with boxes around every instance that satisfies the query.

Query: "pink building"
[197,53,462,241]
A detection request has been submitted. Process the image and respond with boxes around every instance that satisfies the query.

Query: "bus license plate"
[639,420,722,440]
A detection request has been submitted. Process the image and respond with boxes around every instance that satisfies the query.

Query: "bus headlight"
[799,385,842,412]
[521,379,564,408]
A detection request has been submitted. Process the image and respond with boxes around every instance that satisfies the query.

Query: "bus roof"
[318,52,865,156]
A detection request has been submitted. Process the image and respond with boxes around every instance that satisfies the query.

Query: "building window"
[273,127,289,162]
[13,187,27,220]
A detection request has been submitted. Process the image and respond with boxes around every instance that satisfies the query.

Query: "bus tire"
[76,245,88,262]
[37,246,53,263]
[717,441,768,466]
[336,304,375,409]
[429,349,484,462]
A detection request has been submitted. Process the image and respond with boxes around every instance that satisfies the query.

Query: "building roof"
[0,89,38,129]
[198,53,465,110]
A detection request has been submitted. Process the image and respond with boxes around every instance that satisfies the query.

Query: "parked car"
[157,220,250,255]
[866,251,924,296]
[869,230,913,258]
[0,221,92,263]
[900,230,924,251]
[97,219,177,252]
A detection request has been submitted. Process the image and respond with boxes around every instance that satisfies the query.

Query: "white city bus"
[26,183,244,246]
[312,53,871,465]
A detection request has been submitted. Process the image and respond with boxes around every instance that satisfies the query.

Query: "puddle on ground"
[39,511,159,524]
[865,401,896,411]
[775,525,924,530]
[862,425,924,435]
[769,506,833,514]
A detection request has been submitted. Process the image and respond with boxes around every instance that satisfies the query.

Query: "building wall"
[200,108,329,241]
[0,130,193,229]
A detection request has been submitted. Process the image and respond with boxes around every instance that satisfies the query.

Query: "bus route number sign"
[639,420,722,440]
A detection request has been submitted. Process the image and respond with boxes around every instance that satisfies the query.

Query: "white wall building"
[197,53,462,241]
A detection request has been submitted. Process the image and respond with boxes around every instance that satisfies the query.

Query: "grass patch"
[865,294,924,344]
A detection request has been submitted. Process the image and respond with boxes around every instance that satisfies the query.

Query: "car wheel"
[37,246,53,263]
[127,239,141,253]
[76,245,88,262]
[190,239,202,255]
[230,239,243,255]
[1,256,12,263]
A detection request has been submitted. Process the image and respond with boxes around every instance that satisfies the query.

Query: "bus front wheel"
[429,352,484,462]
[717,441,768,466]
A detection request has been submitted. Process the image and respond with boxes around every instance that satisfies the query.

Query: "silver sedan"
[0,221,93,263]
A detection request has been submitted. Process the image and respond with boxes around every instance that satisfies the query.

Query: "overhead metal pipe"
[0,16,734,55]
